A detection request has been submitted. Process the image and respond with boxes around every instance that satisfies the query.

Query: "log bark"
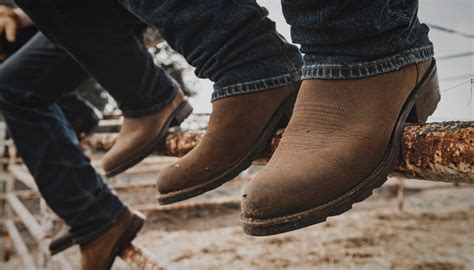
[120,244,164,270]
[82,121,474,184]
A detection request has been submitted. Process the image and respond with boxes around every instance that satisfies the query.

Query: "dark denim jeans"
[0,3,180,244]
[14,0,433,95]
[0,33,127,244]
[14,0,304,102]
[119,0,433,81]
[13,0,179,117]
[281,0,434,79]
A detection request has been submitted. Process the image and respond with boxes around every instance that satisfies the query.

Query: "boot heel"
[407,65,441,123]
[171,100,193,126]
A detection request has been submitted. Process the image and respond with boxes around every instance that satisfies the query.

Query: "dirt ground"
[1,164,473,270]
[129,180,474,270]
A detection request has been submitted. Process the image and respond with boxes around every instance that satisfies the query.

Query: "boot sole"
[157,85,301,205]
[104,99,193,178]
[49,233,74,255]
[242,60,441,236]
[102,212,146,270]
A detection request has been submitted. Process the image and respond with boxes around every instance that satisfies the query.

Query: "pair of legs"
[0,4,180,251]
[7,0,438,268]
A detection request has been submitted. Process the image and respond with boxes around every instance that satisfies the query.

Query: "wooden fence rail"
[83,121,473,184]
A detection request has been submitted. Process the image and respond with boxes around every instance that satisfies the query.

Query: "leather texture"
[80,209,134,270]
[241,61,433,221]
[102,90,186,174]
[157,84,299,197]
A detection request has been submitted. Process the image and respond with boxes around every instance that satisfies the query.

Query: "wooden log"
[4,220,36,270]
[120,244,164,270]
[92,119,122,133]
[101,111,123,120]
[82,121,473,184]
[394,121,473,184]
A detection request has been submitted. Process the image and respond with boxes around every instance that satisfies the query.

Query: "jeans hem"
[71,205,127,245]
[211,72,301,101]
[302,46,434,80]
[121,84,179,118]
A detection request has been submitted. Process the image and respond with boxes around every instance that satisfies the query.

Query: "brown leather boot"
[241,60,440,236]
[80,209,145,270]
[102,90,192,177]
[156,83,301,204]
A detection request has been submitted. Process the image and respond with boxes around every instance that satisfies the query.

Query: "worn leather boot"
[241,60,440,236]
[80,209,145,270]
[156,83,301,204]
[102,90,192,177]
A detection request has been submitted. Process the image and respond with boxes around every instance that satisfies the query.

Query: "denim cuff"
[302,46,434,80]
[120,82,179,118]
[211,72,301,101]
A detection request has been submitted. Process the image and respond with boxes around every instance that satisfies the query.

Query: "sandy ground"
[3,177,472,270]
[129,182,474,270]
[136,207,473,270]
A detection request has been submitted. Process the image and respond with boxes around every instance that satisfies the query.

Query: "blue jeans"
[0,33,127,244]
[0,3,179,245]
[12,0,180,117]
[13,0,433,97]
[14,0,304,102]
[281,0,433,79]
[119,0,433,82]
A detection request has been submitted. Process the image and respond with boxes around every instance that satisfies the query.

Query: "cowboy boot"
[80,209,145,270]
[241,60,440,236]
[102,90,192,177]
[156,83,301,204]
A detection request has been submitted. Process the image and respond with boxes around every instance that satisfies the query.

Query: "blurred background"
[0,0,472,269]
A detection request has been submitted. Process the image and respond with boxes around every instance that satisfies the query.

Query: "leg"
[15,0,303,190]
[241,0,440,235]
[116,0,304,203]
[0,32,125,241]
[14,0,193,176]
[0,32,145,269]
[13,0,178,117]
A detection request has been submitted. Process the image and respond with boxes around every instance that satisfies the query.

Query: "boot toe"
[241,171,302,221]
[156,160,209,194]
[241,161,342,221]
[157,152,230,195]
[156,162,185,194]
